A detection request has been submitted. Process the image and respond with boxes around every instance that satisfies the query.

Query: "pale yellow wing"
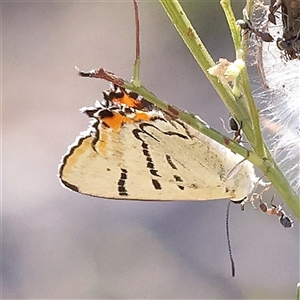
[59,115,257,201]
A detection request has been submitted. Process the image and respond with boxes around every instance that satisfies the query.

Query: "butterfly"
[59,84,258,202]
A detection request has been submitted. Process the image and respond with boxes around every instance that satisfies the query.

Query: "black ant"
[228,117,243,143]
[220,116,243,144]
[236,9,274,43]
[259,196,294,228]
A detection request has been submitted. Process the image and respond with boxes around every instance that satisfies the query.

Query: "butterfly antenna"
[226,201,236,277]
[132,0,141,87]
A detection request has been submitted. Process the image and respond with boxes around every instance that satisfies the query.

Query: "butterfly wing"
[59,86,257,201]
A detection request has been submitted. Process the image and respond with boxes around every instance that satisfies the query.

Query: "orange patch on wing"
[113,94,143,109]
[102,112,133,131]
[133,112,152,121]
[102,110,152,131]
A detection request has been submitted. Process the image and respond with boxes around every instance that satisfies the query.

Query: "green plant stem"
[221,0,265,157]
[220,0,242,51]
[158,0,299,218]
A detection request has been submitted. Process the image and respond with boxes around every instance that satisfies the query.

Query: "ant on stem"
[236,9,274,43]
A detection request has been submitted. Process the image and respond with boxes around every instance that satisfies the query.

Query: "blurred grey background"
[3,1,298,299]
